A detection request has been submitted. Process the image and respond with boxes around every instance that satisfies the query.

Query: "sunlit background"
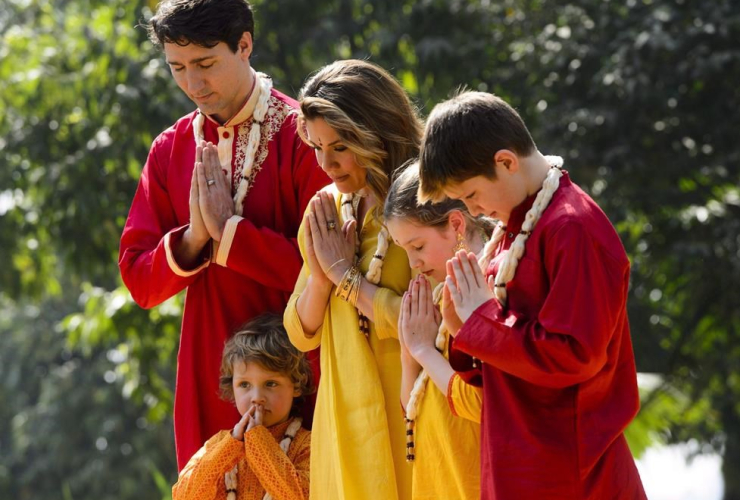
[1,0,737,498]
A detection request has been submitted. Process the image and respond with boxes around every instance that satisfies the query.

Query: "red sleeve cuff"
[455,298,504,353]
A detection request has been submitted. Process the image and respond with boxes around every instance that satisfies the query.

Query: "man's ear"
[293,386,302,398]
[238,32,253,60]
[493,149,520,174]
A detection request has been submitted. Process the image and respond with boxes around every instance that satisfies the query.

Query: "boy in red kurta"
[119,0,328,469]
[417,91,647,499]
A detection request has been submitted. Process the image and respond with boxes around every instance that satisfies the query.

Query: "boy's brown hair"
[418,91,537,203]
[219,313,314,414]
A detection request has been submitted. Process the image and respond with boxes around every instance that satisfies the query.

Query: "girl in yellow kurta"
[283,60,423,500]
[384,162,490,499]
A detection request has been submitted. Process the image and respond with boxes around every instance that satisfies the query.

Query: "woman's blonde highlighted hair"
[297,59,423,205]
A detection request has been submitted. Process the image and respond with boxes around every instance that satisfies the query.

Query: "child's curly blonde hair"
[219,313,315,415]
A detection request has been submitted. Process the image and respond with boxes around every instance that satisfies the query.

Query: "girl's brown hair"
[384,161,496,238]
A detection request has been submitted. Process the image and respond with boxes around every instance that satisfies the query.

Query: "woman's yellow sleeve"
[284,218,322,352]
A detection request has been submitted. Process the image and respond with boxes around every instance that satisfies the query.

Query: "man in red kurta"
[418,91,646,499]
[119,0,328,470]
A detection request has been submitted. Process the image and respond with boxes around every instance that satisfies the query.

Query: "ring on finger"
[207,179,216,187]
[326,220,337,230]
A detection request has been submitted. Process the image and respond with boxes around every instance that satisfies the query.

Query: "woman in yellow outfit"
[384,162,492,499]
[283,60,422,500]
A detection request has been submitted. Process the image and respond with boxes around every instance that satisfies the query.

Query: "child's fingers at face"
[232,410,251,439]
[253,404,263,424]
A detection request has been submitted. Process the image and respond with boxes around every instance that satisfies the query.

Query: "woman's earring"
[453,232,469,253]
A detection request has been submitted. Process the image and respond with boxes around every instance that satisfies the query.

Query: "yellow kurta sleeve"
[284,205,323,352]
[372,287,402,340]
[172,430,243,500]
[447,372,483,423]
[284,264,323,352]
[243,426,310,500]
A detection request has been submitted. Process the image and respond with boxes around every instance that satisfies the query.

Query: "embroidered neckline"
[192,72,277,216]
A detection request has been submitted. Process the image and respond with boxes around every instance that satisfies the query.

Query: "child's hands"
[446,250,494,323]
[232,407,251,441]
[246,404,263,431]
[441,264,464,336]
[398,290,421,372]
[401,276,441,362]
[232,405,264,440]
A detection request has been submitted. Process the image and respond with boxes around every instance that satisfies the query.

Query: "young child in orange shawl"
[173,314,313,500]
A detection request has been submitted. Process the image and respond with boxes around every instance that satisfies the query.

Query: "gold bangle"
[335,266,359,302]
[337,266,361,303]
[326,258,347,276]
[348,272,362,307]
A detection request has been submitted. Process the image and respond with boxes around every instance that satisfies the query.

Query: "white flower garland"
[225,417,303,500]
[479,155,564,306]
[192,73,274,216]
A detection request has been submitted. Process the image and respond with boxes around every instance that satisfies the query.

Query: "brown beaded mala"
[405,417,416,461]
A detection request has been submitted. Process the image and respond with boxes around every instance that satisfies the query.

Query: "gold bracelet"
[326,258,348,277]
[348,271,362,307]
[335,266,359,302]
[339,266,361,304]
[341,268,360,302]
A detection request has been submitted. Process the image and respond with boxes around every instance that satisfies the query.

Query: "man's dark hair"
[146,0,254,51]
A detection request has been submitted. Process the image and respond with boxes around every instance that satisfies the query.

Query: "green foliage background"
[1,0,738,498]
